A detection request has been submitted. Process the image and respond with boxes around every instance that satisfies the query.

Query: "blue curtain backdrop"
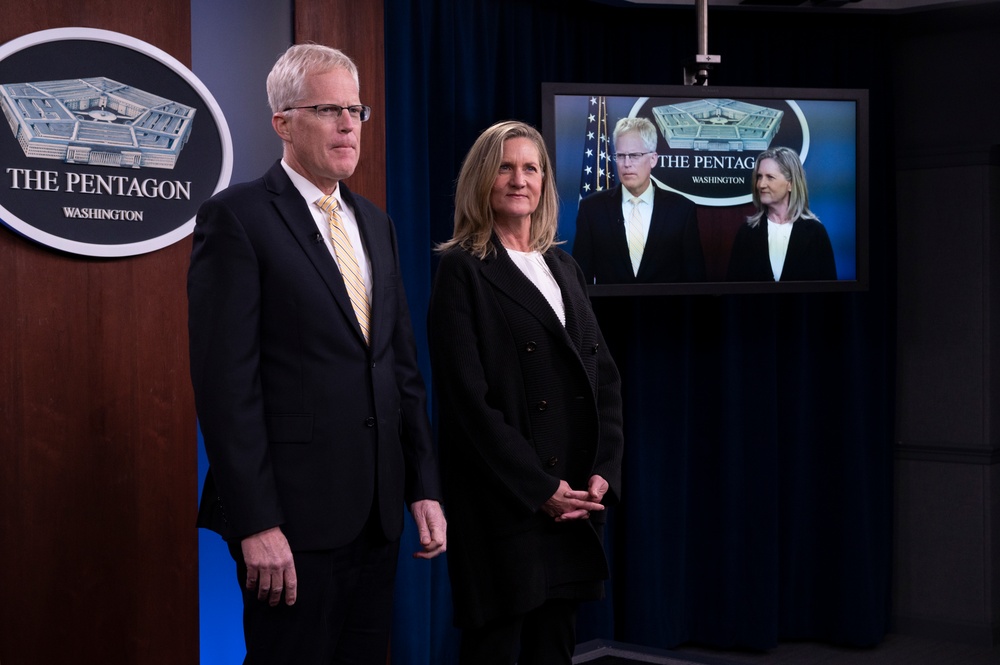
[385,0,894,663]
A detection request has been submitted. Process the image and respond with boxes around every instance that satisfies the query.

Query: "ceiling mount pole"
[684,0,721,85]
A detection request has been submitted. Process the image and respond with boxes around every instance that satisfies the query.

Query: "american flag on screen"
[579,95,615,199]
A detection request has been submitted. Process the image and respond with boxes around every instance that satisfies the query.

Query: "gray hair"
[613,116,658,153]
[266,43,360,114]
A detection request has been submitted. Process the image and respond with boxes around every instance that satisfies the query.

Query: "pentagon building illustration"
[652,99,783,152]
[0,77,196,169]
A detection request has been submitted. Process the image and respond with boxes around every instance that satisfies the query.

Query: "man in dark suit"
[573,117,705,284]
[188,44,446,664]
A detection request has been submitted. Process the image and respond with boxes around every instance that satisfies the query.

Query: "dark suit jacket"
[726,217,837,282]
[573,184,706,284]
[427,242,624,628]
[188,161,441,552]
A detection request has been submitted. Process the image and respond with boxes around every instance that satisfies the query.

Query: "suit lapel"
[481,244,571,346]
[754,220,775,280]
[604,186,634,278]
[636,187,668,280]
[343,184,387,347]
[265,165,369,346]
[544,253,585,350]
[784,220,812,279]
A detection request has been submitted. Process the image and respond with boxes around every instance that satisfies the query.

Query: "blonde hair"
[747,146,819,228]
[438,120,560,259]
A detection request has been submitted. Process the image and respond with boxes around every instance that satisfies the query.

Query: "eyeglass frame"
[613,151,654,163]
[283,103,372,122]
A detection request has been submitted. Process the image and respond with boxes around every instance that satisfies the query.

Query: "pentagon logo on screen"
[652,99,783,153]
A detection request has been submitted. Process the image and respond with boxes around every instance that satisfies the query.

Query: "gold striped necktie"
[316,195,371,344]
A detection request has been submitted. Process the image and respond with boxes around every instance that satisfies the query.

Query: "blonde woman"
[727,146,837,281]
[428,120,624,665]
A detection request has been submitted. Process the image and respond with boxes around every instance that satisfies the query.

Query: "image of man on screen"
[573,117,705,284]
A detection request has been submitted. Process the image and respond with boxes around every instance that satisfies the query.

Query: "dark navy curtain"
[385,1,894,662]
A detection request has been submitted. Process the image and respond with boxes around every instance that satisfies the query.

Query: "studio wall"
[891,5,1000,644]
[0,2,198,664]
[2,3,998,665]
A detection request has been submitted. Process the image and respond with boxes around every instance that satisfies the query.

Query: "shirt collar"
[280,159,342,210]
[625,181,655,205]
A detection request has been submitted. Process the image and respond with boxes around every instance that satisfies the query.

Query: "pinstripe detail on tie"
[316,195,371,344]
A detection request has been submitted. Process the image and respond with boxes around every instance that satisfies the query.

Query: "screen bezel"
[541,82,870,296]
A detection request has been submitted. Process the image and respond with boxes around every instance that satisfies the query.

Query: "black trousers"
[230,522,400,665]
[458,599,580,665]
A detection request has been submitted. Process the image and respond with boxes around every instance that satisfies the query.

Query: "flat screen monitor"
[541,83,869,295]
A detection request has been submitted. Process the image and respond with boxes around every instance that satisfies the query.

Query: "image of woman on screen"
[427,120,624,665]
[726,146,837,281]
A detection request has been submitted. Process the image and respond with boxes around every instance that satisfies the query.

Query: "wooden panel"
[0,3,198,665]
[295,0,387,209]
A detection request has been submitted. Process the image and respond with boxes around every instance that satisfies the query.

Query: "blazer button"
[546,456,559,468]
[525,341,537,352]
[537,400,548,411]
[365,417,376,427]
[592,343,600,354]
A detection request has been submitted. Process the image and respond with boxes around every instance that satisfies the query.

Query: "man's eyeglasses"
[284,104,372,122]
[613,152,652,163]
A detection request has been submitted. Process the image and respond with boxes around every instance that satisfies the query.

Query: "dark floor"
[673,633,1000,665]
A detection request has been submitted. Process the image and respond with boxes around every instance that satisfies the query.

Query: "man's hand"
[542,479,606,522]
[410,499,447,560]
[241,526,297,606]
